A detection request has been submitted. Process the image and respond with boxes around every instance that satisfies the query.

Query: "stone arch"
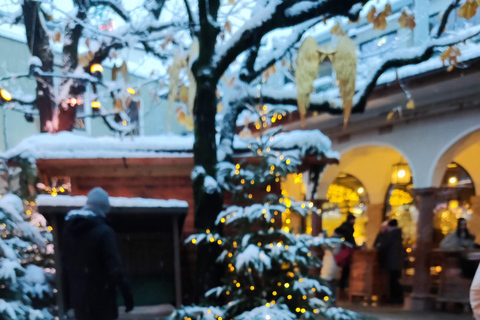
[430,126,480,193]
[318,144,414,248]
[318,143,414,204]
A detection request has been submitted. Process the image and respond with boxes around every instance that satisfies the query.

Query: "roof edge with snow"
[36,194,189,215]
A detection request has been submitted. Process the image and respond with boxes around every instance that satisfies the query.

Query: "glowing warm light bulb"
[0,89,12,101]
[90,63,104,73]
[91,100,101,109]
[397,169,406,178]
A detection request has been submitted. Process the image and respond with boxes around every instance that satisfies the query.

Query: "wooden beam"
[172,215,182,308]
[37,165,193,178]
[35,154,336,179]
[50,215,66,319]
[38,205,188,216]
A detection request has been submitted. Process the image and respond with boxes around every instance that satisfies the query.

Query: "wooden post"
[172,215,182,308]
[410,188,437,311]
[310,199,325,277]
[366,203,384,248]
[312,199,326,237]
[51,215,65,319]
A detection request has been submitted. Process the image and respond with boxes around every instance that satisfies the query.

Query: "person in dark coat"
[335,214,357,247]
[62,187,134,320]
[377,219,404,304]
[335,214,357,291]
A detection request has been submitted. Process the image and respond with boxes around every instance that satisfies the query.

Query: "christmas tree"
[170,128,368,320]
[0,194,55,320]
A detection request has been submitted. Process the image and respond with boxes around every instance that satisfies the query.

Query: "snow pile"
[236,304,296,320]
[203,176,220,194]
[36,194,188,209]
[265,130,339,159]
[235,244,271,274]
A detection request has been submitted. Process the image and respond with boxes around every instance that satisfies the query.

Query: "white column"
[470,196,480,244]
[414,0,430,46]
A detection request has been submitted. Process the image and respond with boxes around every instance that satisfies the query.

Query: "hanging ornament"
[330,24,357,128]
[295,37,325,127]
[112,61,129,83]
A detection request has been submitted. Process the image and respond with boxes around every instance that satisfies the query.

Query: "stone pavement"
[340,303,473,320]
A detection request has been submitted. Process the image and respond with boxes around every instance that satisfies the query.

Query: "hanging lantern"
[391,163,411,185]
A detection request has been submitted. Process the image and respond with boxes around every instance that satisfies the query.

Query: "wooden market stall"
[37,195,188,319]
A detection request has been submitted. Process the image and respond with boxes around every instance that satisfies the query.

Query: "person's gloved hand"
[125,296,134,313]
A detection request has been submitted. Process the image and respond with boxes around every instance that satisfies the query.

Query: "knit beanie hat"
[85,187,111,218]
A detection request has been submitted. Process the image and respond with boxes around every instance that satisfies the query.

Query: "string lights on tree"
[171,128,367,320]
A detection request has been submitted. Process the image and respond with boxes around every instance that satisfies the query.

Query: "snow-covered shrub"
[0,194,54,320]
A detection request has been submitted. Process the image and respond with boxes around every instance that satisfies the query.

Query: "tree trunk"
[58,4,86,132]
[192,78,224,301]
[22,1,55,133]
[191,0,224,302]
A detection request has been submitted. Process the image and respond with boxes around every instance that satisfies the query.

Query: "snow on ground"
[36,194,188,209]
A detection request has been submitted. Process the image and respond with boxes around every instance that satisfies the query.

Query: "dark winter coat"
[377,227,404,271]
[62,209,133,320]
[335,222,356,247]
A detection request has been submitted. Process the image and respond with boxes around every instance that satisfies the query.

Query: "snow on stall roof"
[3,129,338,161]
[36,194,189,209]
[1,132,197,160]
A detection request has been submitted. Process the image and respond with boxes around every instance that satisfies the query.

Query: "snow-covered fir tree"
[170,128,369,320]
[0,194,55,320]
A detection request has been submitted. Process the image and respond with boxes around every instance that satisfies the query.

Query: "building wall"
[0,30,190,152]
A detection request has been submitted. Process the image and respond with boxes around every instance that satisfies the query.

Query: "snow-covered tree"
[169,128,368,320]
[0,0,187,134]
[0,194,54,320]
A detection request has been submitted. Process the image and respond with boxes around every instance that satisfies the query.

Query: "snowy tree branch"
[435,0,460,38]
[240,18,322,84]
[90,0,130,22]
[183,0,198,36]
[231,0,474,116]
[212,0,368,81]
[150,0,167,19]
